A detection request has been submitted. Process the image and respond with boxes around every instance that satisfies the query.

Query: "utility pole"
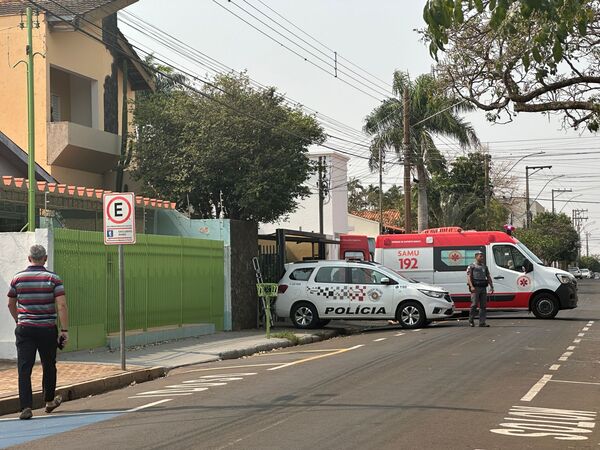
[22,8,39,232]
[317,156,325,259]
[378,147,383,234]
[572,209,588,264]
[525,165,552,227]
[586,231,591,257]
[551,188,572,214]
[402,86,411,233]
[484,153,490,210]
[483,152,490,229]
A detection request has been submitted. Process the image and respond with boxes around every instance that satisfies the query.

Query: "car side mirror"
[523,260,533,273]
[380,277,391,284]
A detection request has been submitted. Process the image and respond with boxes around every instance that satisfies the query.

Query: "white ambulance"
[374,227,578,319]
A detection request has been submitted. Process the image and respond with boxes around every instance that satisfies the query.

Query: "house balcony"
[47,121,121,173]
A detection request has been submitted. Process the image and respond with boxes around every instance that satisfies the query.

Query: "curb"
[0,328,344,417]
[0,366,167,417]
[218,329,340,360]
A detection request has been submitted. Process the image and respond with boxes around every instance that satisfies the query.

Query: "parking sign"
[103,192,136,245]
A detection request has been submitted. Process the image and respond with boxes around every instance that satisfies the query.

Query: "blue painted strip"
[0,412,122,448]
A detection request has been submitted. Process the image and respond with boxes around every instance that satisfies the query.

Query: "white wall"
[0,229,51,360]
[347,214,380,238]
[260,151,350,238]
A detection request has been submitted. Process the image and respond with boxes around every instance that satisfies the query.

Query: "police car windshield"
[516,241,544,265]
[380,267,418,283]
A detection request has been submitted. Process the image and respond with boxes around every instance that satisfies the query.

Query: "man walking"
[7,245,69,420]
[467,250,494,327]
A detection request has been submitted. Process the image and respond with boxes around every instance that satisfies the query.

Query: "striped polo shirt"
[7,266,65,327]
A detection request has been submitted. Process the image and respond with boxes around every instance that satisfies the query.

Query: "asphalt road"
[1,281,599,449]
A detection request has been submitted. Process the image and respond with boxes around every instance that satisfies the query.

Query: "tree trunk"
[417,162,428,231]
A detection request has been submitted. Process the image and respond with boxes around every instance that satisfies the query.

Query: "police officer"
[466,250,494,327]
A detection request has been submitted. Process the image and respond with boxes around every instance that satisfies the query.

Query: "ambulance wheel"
[531,293,559,319]
[397,301,426,329]
[291,302,320,329]
[318,319,331,328]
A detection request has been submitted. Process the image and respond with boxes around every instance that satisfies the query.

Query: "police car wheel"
[291,302,319,329]
[396,301,426,329]
[531,294,559,319]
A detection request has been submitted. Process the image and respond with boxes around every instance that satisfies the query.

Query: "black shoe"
[469,320,475,327]
[45,395,62,413]
[19,408,32,420]
[479,323,490,327]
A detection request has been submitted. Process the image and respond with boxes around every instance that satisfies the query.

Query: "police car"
[276,260,454,329]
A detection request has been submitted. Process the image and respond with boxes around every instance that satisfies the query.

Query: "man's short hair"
[29,244,47,261]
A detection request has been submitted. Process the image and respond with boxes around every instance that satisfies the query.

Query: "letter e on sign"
[103,192,136,245]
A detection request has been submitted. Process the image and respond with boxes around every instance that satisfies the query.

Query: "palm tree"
[364,71,479,231]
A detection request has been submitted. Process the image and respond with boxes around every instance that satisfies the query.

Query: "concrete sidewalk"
[0,325,354,416]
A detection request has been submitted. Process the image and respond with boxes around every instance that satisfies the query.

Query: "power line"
[211,0,391,101]
[239,0,391,93]
[28,0,377,161]
[120,10,371,143]
[253,0,391,88]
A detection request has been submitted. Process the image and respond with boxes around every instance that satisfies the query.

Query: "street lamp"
[532,175,564,207]
[495,151,545,186]
[551,188,572,214]
[526,165,552,227]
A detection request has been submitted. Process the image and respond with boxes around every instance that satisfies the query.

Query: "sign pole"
[103,192,136,372]
[118,243,126,371]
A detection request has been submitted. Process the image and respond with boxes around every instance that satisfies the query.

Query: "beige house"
[0,0,153,189]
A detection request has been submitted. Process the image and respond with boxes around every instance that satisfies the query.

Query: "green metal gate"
[54,229,224,351]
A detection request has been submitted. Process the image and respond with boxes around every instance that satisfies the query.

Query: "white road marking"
[573,339,581,344]
[256,349,342,356]
[582,327,589,331]
[127,399,172,412]
[180,363,279,374]
[559,356,569,361]
[373,338,387,342]
[394,332,405,336]
[551,379,600,386]
[521,374,553,402]
[268,345,364,371]
[131,373,257,398]
[129,393,193,398]
[412,329,422,332]
[491,406,597,441]
[567,346,576,351]
[578,333,585,337]
[558,352,573,361]
[549,364,560,371]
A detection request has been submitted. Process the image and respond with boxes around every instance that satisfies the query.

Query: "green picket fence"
[53,229,224,351]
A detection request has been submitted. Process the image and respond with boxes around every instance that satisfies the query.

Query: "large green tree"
[516,212,578,263]
[423,0,600,131]
[132,73,325,222]
[364,71,479,231]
